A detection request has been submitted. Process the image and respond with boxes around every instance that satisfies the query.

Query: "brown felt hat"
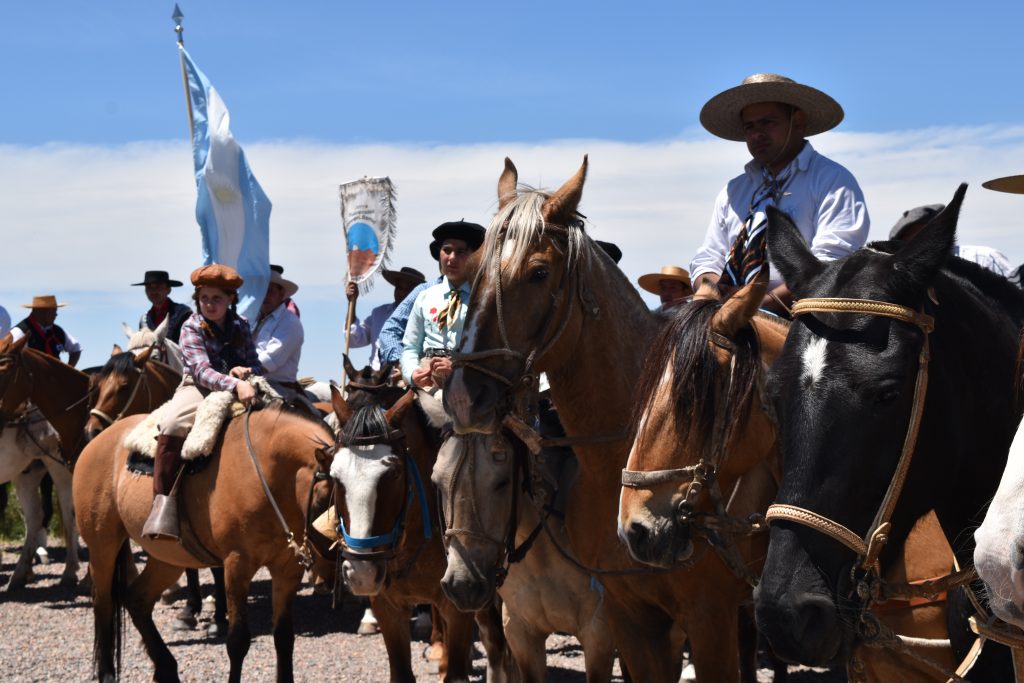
[191,264,244,290]
[21,295,66,309]
[700,73,844,142]
[637,266,692,294]
[983,175,1024,195]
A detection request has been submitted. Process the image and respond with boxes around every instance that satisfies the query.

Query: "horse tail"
[93,539,131,680]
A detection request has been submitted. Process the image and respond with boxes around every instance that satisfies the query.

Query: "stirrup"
[142,494,180,541]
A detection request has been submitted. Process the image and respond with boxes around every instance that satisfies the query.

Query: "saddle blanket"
[123,377,280,461]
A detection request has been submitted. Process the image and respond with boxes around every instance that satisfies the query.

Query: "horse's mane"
[631,299,763,462]
[480,185,589,278]
[340,404,391,445]
[98,351,138,379]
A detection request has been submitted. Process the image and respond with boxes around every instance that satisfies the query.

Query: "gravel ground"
[0,543,845,682]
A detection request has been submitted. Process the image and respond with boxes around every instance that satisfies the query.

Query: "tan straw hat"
[637,266,692,294]
[700,73,844,142]
[21,295,66,309]
[982,175,1024,194]
[268,270,299,299]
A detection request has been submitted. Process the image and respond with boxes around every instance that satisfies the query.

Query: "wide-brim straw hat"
[21,295,66,309]
[383,266,426,288]
[983,175,1024,194]
[700,73,845,142]
[268,270,299,299]
[637,266,692,294]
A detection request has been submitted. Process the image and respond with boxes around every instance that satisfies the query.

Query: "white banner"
[339,177,397,292]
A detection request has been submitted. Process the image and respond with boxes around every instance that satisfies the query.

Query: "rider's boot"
[142,434,185,540]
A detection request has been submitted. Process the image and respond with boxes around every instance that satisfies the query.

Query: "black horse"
[753,184,1024,676]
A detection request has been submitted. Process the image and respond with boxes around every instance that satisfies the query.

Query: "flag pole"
[342,280,355,389]
[172,5,195,141]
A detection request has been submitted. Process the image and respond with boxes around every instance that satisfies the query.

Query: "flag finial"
[172,4,185,44]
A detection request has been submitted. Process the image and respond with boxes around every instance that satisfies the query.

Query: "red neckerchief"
[26,317,61,357]
[149,299,171,326]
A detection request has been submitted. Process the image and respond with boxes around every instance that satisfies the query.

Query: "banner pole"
[172,5,195,142]
[342,290,355,389]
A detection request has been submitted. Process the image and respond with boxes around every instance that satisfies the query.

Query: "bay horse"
[327,387,510,682]
[433,429,618,682]
[74,401,336,683]
[754,185,1024,678]
[445,157,747,681]
[618,276,962,681]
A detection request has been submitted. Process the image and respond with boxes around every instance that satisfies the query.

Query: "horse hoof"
[34,547,50,565]
[357,621,380,636]
[206,619,228,638]
[171,611,198,631]
[160,584,185,605]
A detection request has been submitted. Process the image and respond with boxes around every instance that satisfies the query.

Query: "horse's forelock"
[341,404,391,445]
[482,187,588,280]
[99,351,138,379]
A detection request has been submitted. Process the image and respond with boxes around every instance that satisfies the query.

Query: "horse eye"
[529,268,549,283]
[873,386,900,406]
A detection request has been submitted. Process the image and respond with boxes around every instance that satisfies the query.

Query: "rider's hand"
[430,357,453,384]
[411,366,434,389]
[229,366,252,380]
[236,380,257,406]
[345,282,358,302]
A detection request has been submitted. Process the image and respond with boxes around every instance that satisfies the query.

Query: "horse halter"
[765,297,935,576]
[89,361,151,428]
[334,428,432,562]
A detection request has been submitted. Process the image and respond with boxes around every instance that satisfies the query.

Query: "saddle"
[123,377,281,461]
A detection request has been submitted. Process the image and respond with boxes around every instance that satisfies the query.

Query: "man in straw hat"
[638,265,693,312]
[9,295,82,367]
[346,266,427,370]
[134,270,192,343]
[890,203,1013,277]
[253,268,305,400]
[690,73,869,314]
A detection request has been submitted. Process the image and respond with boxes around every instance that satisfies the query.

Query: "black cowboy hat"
[889,204,945,240]
[270,264,285,274]
[132,270,183,287]
[595,240,623,264]
[429,220,486,260]
[383,266,427,287]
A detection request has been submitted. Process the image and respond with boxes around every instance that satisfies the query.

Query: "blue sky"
[5,1,1024,378]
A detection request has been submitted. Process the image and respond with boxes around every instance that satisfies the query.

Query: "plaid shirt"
[179,312,263,392]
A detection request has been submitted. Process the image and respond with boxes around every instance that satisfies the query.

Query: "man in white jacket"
[253,269,304,400]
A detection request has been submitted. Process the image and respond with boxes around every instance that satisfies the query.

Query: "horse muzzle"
[342,558,386,596]
[619,512,693,568]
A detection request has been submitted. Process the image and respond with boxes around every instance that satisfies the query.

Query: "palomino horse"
[754,186,1023,678]
[74,400,336,683]
[327,387,510,682]
[0,408,79,590]
[618,277,962,681]
[434,429,618,681]
[446,157,743,681]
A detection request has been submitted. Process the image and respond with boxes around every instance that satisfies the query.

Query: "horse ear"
[330,384,354,426]
[153,316,169,342]
[498,157,518,211]
[766,206,823,297]
[711,270,768,339]
[134,346,153,367]
[892,183,966,289]
[342,354,358,382]
[122,322,134,339]
[541,155,588,225]
[111,343,123,355]
[384,390,415,427]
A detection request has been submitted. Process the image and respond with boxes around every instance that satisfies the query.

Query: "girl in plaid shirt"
[143,264,263,541]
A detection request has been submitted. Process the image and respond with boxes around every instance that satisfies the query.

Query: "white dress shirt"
[690,142,870,290]
[253,304,303,383]
[348,301,397,370]
[954,245,1014,278]
[400,277,471,384]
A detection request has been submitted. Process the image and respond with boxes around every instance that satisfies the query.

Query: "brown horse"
[327,387,510,682]
[618,278,959,682]
[445,157,746,681]
[0,335,92,465]
[84,347,181,441]
[74,402,336,683]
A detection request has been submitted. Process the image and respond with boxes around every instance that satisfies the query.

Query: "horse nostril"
[627,521,649,548]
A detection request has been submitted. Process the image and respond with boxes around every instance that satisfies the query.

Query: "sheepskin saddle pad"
[124,377,281,461]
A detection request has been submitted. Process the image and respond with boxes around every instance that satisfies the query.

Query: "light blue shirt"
[400,277,471,384]
[378,276,443,365]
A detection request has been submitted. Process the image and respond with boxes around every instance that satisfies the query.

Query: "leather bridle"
[89,359,153,428]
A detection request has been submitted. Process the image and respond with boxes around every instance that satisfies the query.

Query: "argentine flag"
[181,47,270,322]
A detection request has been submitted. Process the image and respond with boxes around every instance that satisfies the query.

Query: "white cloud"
[4,128,1024,378]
